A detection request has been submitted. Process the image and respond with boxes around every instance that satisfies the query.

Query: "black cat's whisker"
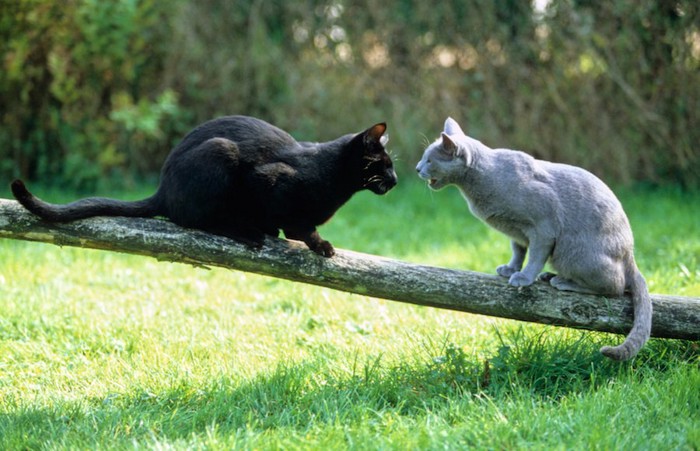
[363,175,384,188]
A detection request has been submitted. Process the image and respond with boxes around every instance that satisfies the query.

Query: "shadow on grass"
[2,331,697,448]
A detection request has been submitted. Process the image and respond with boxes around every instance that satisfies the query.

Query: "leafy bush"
[1,0,698,188]
[0,0,183,189]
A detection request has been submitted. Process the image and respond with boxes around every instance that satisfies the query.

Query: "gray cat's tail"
[11,179,162,222]
[600,268,652,361]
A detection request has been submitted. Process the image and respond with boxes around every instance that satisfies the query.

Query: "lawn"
[0,178,698,449]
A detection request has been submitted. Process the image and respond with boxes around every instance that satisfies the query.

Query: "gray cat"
[416,117,652,360]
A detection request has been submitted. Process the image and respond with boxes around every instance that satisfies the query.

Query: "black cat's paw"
[310,240,335,258]
[284,229,335,258]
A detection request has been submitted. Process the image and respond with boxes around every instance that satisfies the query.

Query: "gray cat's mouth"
[429,178,437,186]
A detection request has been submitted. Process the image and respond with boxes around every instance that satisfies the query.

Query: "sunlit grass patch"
[0,179,698,449]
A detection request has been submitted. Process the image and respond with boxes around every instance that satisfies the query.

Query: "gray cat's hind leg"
[548,255,626,296]
[537,272,556,282]
[549,276,600,295]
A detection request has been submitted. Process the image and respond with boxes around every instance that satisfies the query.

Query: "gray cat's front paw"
[508,272,535,287]
[497,264,518,278]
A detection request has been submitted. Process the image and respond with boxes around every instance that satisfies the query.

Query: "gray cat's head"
[415,117,478,190]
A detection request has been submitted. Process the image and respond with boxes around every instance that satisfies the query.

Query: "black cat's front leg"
[284,228,335,257]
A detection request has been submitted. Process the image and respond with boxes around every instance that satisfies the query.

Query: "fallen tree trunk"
[1,198,698,340]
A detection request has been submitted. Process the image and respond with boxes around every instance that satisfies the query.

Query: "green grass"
[1,178,699,449]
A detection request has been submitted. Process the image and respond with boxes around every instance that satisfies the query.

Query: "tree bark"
[1,198,698,341]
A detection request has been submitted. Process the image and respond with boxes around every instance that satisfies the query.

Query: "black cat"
[11,115,397,257]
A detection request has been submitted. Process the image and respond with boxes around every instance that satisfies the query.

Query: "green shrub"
[1,0,698,188]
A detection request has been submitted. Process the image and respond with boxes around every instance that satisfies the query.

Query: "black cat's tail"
[600,266,652,361]
[11,179,162,222]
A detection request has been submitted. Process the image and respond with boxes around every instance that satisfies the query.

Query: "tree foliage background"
[1,0,698,190]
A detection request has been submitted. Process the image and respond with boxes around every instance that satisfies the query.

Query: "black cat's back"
[159,136,242,230]
[170,115,297,162]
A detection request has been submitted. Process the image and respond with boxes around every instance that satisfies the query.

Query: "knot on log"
[561,302,599,325]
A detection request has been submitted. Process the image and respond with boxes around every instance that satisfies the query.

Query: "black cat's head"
[355,123,397,195]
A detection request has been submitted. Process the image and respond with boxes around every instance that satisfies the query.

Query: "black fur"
[11,115,397,257]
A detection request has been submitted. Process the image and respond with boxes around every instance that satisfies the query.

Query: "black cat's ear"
[363,123,387,147]
[440,133,460,158]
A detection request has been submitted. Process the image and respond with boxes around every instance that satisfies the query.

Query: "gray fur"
[416,117,652,360]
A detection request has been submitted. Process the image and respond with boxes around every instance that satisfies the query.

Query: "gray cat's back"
[455,143,631,248]
[465,148,558,242]
[540,159,633,244]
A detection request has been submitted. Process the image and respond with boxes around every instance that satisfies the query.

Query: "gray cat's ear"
[363,123,387,146]
[440,133,460,158]
[444,117,465,136]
